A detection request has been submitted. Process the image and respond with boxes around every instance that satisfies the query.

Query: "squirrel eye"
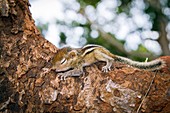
[60,58,67,64]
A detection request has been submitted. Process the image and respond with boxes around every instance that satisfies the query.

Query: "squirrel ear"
[67,47,72,52]
[68,50,78,58]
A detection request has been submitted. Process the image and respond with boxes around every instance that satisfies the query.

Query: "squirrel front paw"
[58,69,84,80]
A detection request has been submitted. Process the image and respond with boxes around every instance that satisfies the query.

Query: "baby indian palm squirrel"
[52,44,166,80]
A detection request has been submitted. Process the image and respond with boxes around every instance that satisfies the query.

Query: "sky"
[29,0,162,55]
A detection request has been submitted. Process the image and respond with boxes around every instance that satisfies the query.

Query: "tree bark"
[0,0,170,113]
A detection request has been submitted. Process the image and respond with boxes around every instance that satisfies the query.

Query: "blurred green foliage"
[36,0,170,60]
[77,0,101,7]
[36,21,49,37]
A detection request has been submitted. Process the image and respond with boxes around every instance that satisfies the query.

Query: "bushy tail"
[114,56,165,71]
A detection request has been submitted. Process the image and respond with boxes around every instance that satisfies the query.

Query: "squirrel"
[52,44,166,80]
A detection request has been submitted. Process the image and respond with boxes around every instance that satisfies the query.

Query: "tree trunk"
[157,16,170,55]
[0,0,170,113]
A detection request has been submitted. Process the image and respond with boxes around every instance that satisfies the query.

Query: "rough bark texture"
[0,0,170,113]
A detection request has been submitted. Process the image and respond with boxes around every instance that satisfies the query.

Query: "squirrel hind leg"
[102,60,113,72]
[94,50,113,72]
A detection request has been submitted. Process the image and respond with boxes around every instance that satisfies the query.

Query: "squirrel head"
[52,47,78,72]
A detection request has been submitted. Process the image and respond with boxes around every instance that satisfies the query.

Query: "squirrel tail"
[114,56,165,71]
